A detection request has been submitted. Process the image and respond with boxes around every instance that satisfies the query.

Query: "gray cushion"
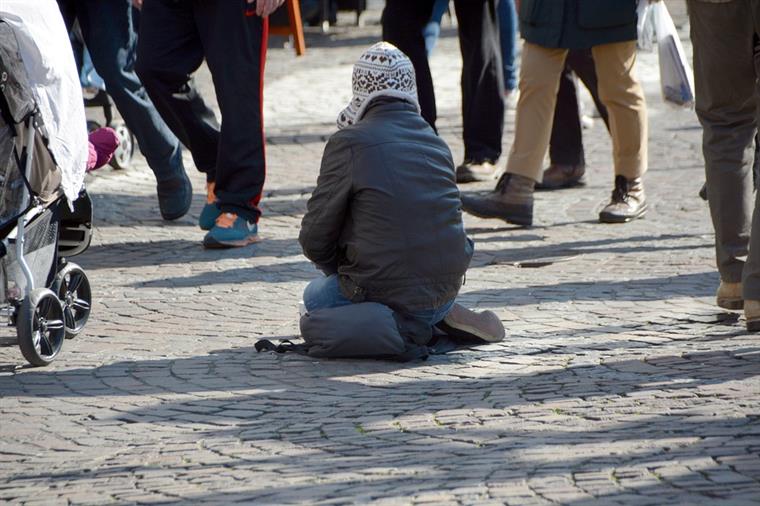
[299,302,408,358]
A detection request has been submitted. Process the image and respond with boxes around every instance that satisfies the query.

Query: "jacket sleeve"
[299,135,352,275]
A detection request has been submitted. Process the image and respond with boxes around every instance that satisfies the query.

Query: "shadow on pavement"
[77,238,305,270]
[3,347,759,502]
[457,271,718,307]
[471,233,711,266]
[87,191,311,227]
[130,261,316,288]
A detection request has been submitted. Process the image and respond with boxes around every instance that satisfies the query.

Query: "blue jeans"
[303,274,455,327]
[79,47,105,90]
[423,0,450,55]
[498,0,518,91]
[423,0,517,91]
[59,0,185,182]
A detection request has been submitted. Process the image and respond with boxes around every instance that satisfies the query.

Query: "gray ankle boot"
[536,163,586,190]
[460,173,535,226]
[599,175,647,223]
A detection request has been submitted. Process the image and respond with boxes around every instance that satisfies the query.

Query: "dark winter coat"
[299,98,473,314]
[519,0,638,49]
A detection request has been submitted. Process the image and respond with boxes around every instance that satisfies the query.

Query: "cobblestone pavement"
[2,4,760,505]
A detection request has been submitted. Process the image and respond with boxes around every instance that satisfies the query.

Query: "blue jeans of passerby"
[303,274,455,326]
[423,0,516,92]
[423,0,450,55]
[498,0,518,91]
[59,0,185,183]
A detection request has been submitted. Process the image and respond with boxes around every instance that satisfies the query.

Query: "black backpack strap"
[426,335,463,355]
[255,338,430,362]
[388,343,429,362]
[255,339,310,354]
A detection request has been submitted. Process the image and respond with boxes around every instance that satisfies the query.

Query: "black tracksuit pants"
[382,0,504,163]
[549,49,610,167]
[135,0,268,222]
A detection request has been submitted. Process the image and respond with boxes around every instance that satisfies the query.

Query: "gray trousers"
[689,0,760,299]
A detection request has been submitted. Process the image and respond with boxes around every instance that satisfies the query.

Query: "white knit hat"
[337,42,420,130]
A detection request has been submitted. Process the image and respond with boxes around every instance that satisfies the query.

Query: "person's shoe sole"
[461,196,533,226]
[598,203,648,224]
[466,208,532,226]
[202,234,261,249]
[438,306,505,343]
[437,320,503,342]
[717,297,744,310]
[536,177,587,191]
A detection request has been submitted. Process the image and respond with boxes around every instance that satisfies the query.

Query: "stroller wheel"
[54,262,91,339]
[109,120,135,170]
[17,288,65,366]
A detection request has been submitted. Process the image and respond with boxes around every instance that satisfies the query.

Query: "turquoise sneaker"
[199,182,221,230]
[203,212,260,248]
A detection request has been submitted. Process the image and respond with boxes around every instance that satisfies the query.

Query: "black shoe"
[156,172,192,221]
[460,173,535,226]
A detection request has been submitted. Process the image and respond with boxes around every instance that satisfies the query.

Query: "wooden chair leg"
[286,0,306,56]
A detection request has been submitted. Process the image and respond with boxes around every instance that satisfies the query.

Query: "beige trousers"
[506,41,648,183]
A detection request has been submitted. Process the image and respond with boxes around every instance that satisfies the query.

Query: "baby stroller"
[0,21,93,366]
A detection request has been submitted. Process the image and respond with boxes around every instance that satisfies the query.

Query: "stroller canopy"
[0,0,88,202]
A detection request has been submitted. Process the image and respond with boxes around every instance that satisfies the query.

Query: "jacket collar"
[361,97,419,119]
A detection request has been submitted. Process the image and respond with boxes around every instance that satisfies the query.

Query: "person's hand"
[246,0,285,17]
[132,0,143,9]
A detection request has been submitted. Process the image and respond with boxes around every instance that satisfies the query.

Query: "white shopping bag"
[636,0,655,51]
[651,1,695,108]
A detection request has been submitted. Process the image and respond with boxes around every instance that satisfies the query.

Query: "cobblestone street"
[2,3,760,504]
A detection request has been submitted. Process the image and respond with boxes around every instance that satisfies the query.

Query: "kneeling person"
[299,42,504,343]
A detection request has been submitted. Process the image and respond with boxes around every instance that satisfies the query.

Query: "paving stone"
[1,1,759,503]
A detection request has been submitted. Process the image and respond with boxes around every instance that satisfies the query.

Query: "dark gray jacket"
[299,98,473,313]
[520,0,638,49]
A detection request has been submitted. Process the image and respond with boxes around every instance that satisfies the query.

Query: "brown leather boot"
[456,159,499,183]
[599,175,647,223]
[460,173,535,226]
[536,164,586,190]
[716,281,743,310]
